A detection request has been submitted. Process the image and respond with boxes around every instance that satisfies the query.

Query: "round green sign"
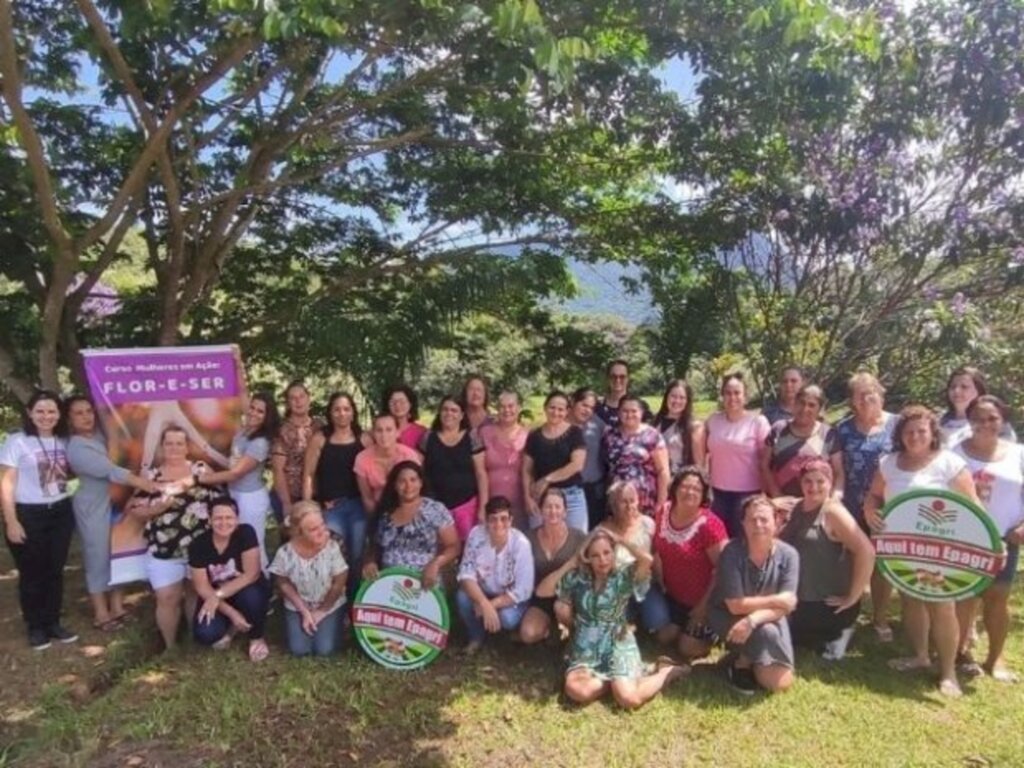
[875,489,1005,602]
[352,567,450,669]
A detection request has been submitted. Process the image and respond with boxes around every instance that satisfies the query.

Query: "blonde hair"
[289,501,324,532]
[607,479,639,517]
[578,528,617,574]
[847,371,886,397]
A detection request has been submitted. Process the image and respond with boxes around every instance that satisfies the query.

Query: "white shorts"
[232,487,270,571]
[146,553,189,590]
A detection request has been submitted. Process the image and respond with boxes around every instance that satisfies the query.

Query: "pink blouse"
[478,423,528,524]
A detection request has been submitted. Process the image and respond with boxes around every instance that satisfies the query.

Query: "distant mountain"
[560,259,654,326]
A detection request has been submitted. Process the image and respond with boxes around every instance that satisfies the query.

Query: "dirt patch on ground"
[16,739,219,768]
[0,543,158,753]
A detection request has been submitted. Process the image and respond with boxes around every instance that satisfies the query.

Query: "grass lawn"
[4,397,1019,767]
[4,576,1024,768]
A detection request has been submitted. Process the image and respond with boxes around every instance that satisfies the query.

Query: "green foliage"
[0,0,689,403]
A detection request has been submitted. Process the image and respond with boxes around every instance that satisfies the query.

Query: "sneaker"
[47,624,79,644]
[728,664,757,695]
[28,629,51,650]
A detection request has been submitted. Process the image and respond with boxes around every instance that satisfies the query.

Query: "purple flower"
[68,275,121,326]
[921,285,940,302]
[773,208,791,223]
[950,292,968,318]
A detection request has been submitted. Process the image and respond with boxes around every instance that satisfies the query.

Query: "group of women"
[1,363,1020,706]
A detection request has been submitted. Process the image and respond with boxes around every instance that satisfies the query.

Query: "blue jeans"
[193,579,270,644]
[283,605,344,657]
[561,485,589,533]
[455,586,528,644]
[323,497,367,603]
[640,582,673,633]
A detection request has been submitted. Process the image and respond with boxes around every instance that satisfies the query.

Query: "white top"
[954,442,1024,535]
[879,450,967,501]
[457,525,534,604]
[269,539,348,614]
[940,415,1016,448]
[611,515,655,569]
[0,432,71,503]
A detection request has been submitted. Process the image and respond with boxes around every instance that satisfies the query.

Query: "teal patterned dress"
[556,566,649,680]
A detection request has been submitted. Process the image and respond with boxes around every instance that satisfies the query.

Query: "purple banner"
[80,345,247,585]
[83,348,239,405]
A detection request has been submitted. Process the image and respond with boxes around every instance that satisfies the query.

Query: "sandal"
[938,678,963,698]
[248,639,269,662]
[956,653,984,679]
[92,617,123,633]
[888,656,931,673]
[873,624,894,643]
[986,666,1019,683]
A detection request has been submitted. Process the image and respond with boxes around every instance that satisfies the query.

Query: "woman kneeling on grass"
[779,459,874,661]
[270,502,348,657]
[537,528,687,710]
[189,497,270,661]
[708,495,799,695]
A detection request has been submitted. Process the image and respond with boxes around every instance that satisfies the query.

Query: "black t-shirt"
[315,440,361,502]
[187,523,259,586]
[595,397,653,429]
[525,425,586,488]
[422,431,482,508]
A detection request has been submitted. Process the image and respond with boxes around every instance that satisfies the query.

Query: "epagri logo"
[918,499,957,527]
[390,577,420,609]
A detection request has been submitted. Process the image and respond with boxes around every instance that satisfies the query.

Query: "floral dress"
[557,565,649,679]
[141,462,221,561]
[604,425,666,515]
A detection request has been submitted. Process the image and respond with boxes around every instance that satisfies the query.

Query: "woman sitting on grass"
[455,496,534,654]
[537,528,687,710]
[189,497,270,661]
[519,488,587,645]
[708,495,799,695]
[643,466,728,661]
[269,502,348,657]
[362,461,460,591]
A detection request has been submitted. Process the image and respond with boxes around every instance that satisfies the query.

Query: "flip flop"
[873,624,894,643]
[888,656,931,673]
[92,617,123,633]
[938,678,963,698]
[248,639,269,662]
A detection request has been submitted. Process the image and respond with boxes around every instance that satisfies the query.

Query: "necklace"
[35,434,64,493]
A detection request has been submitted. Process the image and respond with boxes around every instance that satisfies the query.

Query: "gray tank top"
[780,503,850,602]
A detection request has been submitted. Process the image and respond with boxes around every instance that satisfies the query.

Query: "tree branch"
[0,0,74,256]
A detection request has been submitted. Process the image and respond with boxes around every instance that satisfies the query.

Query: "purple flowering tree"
[649,0,1024,397]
